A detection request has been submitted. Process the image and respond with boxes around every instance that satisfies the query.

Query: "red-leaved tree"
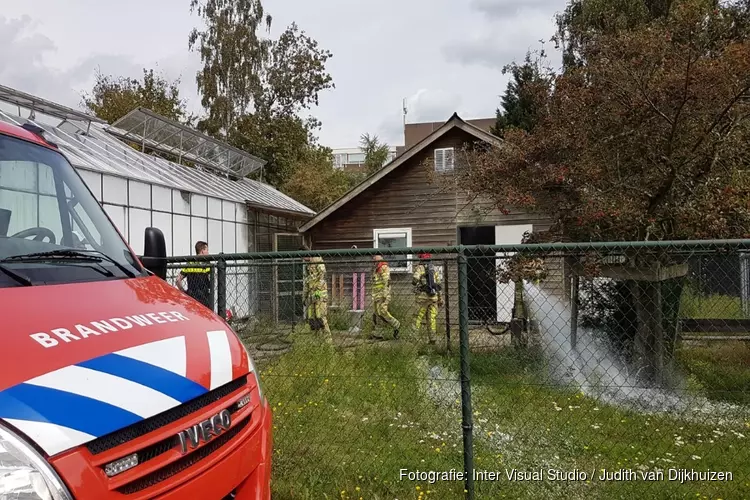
[463,0,750,243]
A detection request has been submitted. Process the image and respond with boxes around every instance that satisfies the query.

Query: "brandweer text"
[29,311,190,348]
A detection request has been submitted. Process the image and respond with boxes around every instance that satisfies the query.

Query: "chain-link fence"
[165,241,750,499]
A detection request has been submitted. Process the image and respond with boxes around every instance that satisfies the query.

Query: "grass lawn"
[681,290,749,320]
[677,341,750,406]
[257,335,467,499]
[463,349,749,499]
[253,332,749,499]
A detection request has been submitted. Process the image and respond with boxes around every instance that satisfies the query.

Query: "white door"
[496,224,533,323]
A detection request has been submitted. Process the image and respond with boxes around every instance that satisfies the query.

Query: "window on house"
[373,227,412,272]
[434,147,455,173]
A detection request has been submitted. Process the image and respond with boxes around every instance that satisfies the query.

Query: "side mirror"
[142,227,167,280]
[0,208,10,237]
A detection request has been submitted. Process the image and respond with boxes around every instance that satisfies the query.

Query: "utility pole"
[402,98,408,146]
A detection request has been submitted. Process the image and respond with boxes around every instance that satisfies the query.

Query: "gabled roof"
[299,113,501,232]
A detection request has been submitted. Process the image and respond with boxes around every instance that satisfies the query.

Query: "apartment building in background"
[332,146,398,172]
[331,116,495,173]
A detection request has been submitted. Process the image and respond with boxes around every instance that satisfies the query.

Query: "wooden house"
[298,113,568,326]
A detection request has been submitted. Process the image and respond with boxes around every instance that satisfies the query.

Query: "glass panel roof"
[0,109,314,217]
[0,84,107,125]
[111,108,264,178]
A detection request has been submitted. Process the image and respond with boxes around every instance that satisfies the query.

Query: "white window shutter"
[445,148,455,171]
[434,149,445,172]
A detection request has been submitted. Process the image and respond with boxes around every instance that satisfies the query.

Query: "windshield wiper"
[3,249,138,279]
[0,263,33,286]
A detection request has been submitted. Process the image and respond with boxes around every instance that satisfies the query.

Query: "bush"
[327,307,356,331]
[578,279,637,361]
[579,276,686,372]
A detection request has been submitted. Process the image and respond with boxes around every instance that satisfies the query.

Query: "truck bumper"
[156,398,273,500]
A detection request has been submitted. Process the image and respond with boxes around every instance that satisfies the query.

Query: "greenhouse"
[0,84,313,318]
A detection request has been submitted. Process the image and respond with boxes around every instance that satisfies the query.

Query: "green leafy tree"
[551,0,750,69]
[81,68,188,124]
[229,113,314,187]
[471,0,750,387]
[282,146,353,211]
[188,0,271,135]
[359,133,391,176]
[490,51,551,137]
[189,0,334,188]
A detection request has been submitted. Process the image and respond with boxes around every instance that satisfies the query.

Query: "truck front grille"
[116,417,251,494]
[134,396,247,467]
[86,376,247,455]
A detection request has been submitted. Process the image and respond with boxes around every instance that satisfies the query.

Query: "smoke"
[523,282,748,424]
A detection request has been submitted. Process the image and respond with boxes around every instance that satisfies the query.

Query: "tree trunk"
[660,276,685,385]
[631,281,660,384]
[629,275,685,386]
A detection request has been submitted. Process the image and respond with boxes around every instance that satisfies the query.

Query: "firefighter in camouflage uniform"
[371,254,400,339]
[412,252,442,344]
[301,248,332,343]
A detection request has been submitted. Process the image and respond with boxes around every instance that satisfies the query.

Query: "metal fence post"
[570,272,579,351]
[741,251,750,317]
[217,253,227,320]
[209,266,216,313]
[443,260,451,353]
[457,247,475,499]
[292,260,297,328]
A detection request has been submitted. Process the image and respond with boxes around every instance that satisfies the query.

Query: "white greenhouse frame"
[0,87,315,321]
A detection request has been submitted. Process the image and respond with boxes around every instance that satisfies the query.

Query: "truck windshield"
[0,132,145,287]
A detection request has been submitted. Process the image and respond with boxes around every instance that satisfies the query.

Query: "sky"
[0,0,566,149]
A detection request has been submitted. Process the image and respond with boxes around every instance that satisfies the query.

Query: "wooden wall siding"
[306,126,568,315]
[313,255,565,329]
[308,128,471,249]
[309,127,557,248]
[404,118,495,149]
[248,212,304,318]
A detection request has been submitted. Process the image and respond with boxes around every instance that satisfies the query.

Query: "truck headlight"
[0,423,73,500]
[243,343,264,402]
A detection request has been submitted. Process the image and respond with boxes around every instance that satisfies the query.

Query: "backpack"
[424,263,441,296]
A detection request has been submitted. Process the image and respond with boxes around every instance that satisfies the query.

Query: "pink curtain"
[352,272,366,311]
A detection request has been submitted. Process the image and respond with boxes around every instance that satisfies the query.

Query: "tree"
[189,1,334,190]
[282,146,353,211]
[229,113,315,187]
[190,6,332,132]
[490,51,551,137]
[465,0,750,385]
[465,0,750,244]
[552,0,750,69]
[359,133,391,176]
[554,0,683,69]
[82,68,188,124]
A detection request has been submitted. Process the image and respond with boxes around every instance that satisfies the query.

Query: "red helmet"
[418,252,431,259]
